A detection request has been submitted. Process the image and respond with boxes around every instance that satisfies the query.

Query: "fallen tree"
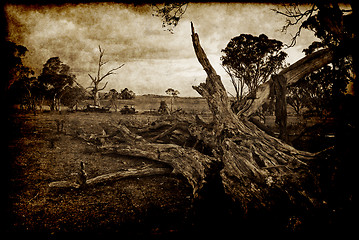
[49,23,338,210]
[188,22,318,207]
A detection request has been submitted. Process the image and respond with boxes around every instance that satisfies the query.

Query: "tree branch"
[88,73,96,82]
[98,81,108,91]
[98,63,125,82]
[272,4,318,48]
[98,45,104,55]
[191,22,237,125]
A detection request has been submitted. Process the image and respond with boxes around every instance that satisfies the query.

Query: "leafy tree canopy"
[120,88,135,99]
[301,4,354,55]
[165,88,180,96]
[6,41,34,90]
[61,86,86,108]
[221,34,287,100]
[38,57,75,92]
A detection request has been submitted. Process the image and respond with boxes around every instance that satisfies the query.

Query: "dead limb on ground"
[49,166,171,191]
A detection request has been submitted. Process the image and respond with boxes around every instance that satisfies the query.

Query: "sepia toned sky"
[5,2,320,97]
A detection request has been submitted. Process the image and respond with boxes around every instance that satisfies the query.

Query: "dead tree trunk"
[49,166,172,191]
[88,45,124,106]
[273,74,288,142]
[190,22,316,206]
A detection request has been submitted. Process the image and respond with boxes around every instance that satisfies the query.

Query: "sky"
[5,2,320,97]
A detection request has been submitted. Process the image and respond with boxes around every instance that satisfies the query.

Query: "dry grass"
[6,101,335,234]
[7,112,193,234]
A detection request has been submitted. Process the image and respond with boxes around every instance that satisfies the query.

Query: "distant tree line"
[104,88,135,100]
[6,41,133,112]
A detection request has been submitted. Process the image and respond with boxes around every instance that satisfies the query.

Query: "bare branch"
[100,60,108,67]
[88,73,96,82]
[98,45,104,54]
[272,5,316,19]
[98,63,125,82]
[222,64,241,101]
[98,81,108,91]
[272,4,318,48]
[88,45,125,106]
[242,48,334,117]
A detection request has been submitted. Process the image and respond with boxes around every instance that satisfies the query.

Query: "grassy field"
[6,111,195,234]
[5,96,336,235]
[79,95,211,115]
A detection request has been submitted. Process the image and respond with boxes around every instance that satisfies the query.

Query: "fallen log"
[48,166,172,191]
[100,141,221,197]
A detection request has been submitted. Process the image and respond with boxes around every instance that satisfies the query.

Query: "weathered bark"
[248,117,276,137]
[149,121,189,142]
[100,141,221,197]
[191,24,235,127]
[190,22,316,205]
[68,122,221,196]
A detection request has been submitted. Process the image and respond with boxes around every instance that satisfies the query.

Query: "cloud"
[5,2,318,97]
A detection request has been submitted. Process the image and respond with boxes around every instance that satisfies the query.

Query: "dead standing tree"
[88,45,124,106]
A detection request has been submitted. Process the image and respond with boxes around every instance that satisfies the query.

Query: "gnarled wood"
[69,122,221,196]
[190,22,316,205]
[191,22,235,126]
[273,74,288,142]
[100,141,221,197]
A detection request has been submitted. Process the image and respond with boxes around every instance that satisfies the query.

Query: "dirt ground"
[5,111,196,236]
[4,109,346,236]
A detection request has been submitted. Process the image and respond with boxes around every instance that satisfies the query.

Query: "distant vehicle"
[120,105,136,114]
[84,104,110,113]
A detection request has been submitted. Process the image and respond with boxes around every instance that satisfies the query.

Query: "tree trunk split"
[49,23,331,209]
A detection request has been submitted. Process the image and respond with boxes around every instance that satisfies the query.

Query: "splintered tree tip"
[191,22,198,39]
